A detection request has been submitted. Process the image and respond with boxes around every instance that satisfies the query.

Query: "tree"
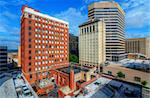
[12,60,18,68]
[117,71,125,78]
[141,80,148,86]
[69,54,79,63]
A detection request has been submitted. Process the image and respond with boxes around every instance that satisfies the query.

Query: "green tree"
[117,71,125,78]
[12,60,18,68]
[141,80,148,86]
[69,54,79,63]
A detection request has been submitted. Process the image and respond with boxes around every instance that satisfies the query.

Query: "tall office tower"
[88,1,125,61]
[0,46,8,73]
[79,19,106,67]
[21,6,69,84]
[126,38,150,58]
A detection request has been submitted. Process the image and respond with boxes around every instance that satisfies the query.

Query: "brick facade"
[21,5,69,84]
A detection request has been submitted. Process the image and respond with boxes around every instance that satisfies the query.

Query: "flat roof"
[107,59,150,73]
[0,73,11,86]
[105,64,150,74]
[23,7,69,25]
[126,37,150,40]
[76,77,111,98]
[76,77,142,98]
[91,79,142,98]
[79,19,102,27]
[0,78,17,98]
[58,66,89,74]
[88,1,125,15]
[120,59,150,72]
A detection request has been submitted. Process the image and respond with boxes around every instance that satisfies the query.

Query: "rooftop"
[57,66,89,74]
[76,77,142,98]
[91,79,141,98]
[126,37,150,40]
[120,59,150,72]
[23,6,68,25]
[0,73,11,86]
[106,59,150,73]
[79,19,102,27]
[38,78,54,88]
[88,1,125,15]
[0,78,17,98]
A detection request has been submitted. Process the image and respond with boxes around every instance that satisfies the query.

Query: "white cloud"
[0,0,37,6]
[121,0,145,10]
[55,8,87,35]
[1,11,17,19]
[0,11,20,36]
[0,10,20,49]
[122,0,150,29]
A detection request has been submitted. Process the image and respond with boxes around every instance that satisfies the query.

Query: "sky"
[0,0,150,50]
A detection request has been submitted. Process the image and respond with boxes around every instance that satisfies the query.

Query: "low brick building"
[55,65,96,98]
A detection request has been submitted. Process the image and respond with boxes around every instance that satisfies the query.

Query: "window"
[82,29,83,34]
[93,25,95,31]
[29,68,31,72]
[28,26,32,30]
[134,77,141,82]
[87,27,89,33]
[84,28,86,33]
[29,14,32,18]
[29,44,31,48]
[29,56,31,60]
[29,20,31,24]
[84,74,86,80]
[30,74,32,79]
[29,32,31,36]
[29,50,31,54]
[29,62,31,66]
[90,26,92,32]
[35,50,38,53]
[29,38,31,42]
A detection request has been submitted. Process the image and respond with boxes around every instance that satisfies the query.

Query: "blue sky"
[0,0,150,49]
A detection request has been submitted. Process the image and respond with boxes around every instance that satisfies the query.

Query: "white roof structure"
[24,7,69,25]
[0,79,17,98]
[119,59,150,65]
[77,77,111,98]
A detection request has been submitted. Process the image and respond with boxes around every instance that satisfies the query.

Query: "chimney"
[69,69,75,90]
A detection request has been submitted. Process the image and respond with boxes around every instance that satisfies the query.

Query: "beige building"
[126,38,150,58]
[18,46,21,67]
[103,64,150,88]
[79,19,106,67]
[88,1,125,61]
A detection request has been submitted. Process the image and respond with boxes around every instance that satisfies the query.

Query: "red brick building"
[21,5,69,88]
[51,65,97,98]
[21,6,97,98]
